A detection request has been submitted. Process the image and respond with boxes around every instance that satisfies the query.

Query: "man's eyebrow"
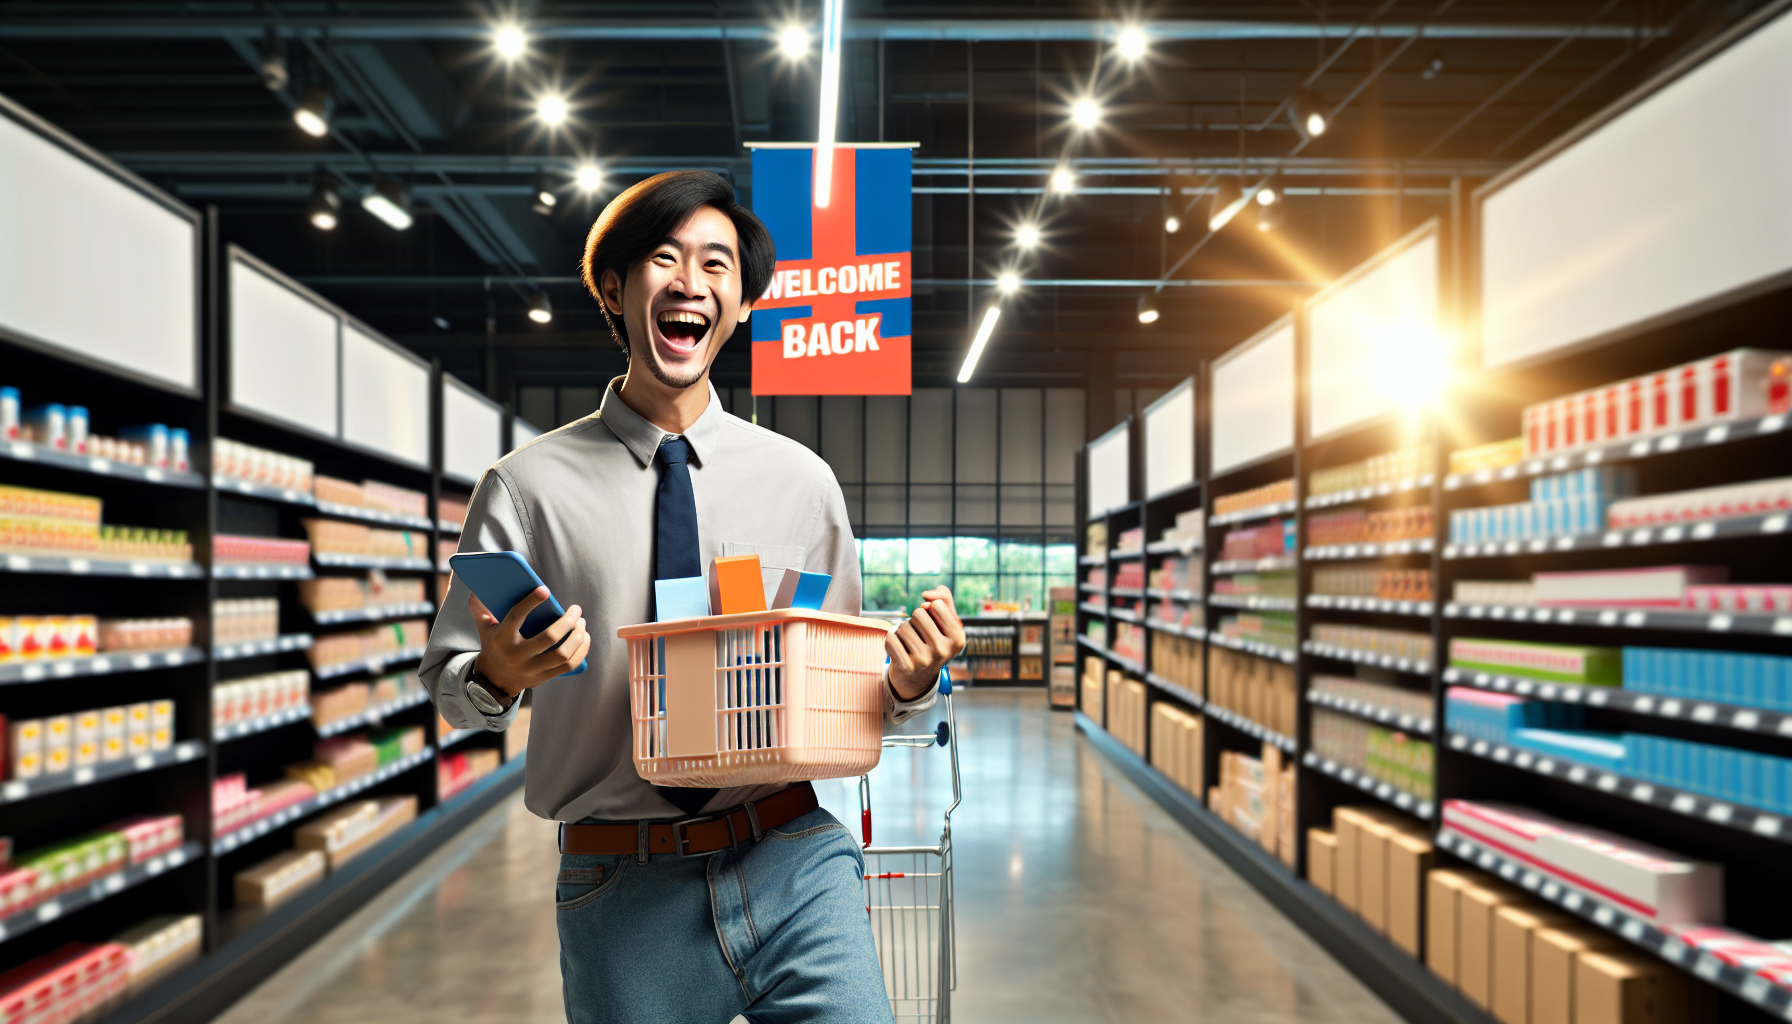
[703,240,736,260]
[656,236,684,250]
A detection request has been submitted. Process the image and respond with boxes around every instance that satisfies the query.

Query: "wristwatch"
[465,664,516,716]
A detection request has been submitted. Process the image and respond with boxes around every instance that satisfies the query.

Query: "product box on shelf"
[1448,639,1621,685]
[112,914,203,993]
[212,598,280,645]
[213,671,309,729]
[1211,744,1295,864]
[301,519,429,561]
[212,439,314,494]
[234,849,326,908]
[1214,479,1297,518]
[295,796,421,869]
[0,942,131,1024]
[1606,475,1792,530]
[441,748,502,799]
[1208,647,1296,737]
[1149,701,1202,796]
[1309,444,1436,497]
[1532,566,1728,608]
[1104,671,1146,756]
[8,700,174,779]
[1158,509,1204,548]
[1448,438,1526,477]
[1081,657,1105,727]
[1622,646,1792,710]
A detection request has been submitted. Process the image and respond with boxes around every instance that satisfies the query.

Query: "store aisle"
[214,691,1401,1024]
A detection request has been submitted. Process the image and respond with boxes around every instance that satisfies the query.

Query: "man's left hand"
[886,586,966,701]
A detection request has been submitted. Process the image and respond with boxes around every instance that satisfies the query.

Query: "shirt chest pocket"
[719,541,808,606]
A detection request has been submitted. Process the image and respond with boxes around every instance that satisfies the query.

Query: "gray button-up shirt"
[422,379,935,823]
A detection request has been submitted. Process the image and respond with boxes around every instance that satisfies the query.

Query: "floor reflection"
[213,690,1400,1024]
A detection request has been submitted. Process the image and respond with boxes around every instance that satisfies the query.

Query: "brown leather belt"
[559,782,818,858]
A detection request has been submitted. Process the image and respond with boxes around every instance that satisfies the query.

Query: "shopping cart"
[858,668,960,1023]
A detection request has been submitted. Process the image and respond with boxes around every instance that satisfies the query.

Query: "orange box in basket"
[618,609,891,788]
[709,555,768,615]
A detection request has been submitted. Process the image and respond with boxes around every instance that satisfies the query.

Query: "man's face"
[601,205,754,390]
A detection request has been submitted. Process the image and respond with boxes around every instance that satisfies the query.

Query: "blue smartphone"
[448,550,587,675]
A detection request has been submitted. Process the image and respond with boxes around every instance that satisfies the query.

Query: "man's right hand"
[469,588,591,697]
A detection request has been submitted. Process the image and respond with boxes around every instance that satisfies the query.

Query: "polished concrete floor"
[213,690,1402,1024]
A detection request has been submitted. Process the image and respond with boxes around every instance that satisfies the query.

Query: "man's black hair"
[580,170,775,352]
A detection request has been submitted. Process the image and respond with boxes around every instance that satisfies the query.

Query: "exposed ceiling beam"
[0,17,1667,42]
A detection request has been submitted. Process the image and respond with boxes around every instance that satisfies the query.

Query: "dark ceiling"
[0,0,1765,412]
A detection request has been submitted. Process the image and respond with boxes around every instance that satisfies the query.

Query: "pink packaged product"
[1684,585,1792,612]
[212,534,312,565]
[1606,475,1792,529]
[1439,799,1723,926]
[1674,927,1792,986]
[1523,348,1792,458]
[106,815,184,865]
[1531,565,1728,607]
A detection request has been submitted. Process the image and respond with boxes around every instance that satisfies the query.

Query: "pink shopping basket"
[618,609,892,788]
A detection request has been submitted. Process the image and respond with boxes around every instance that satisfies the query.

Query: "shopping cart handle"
[936,721,950,747]
[938,665,952,695]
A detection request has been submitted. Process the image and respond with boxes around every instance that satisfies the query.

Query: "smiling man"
[420,170,965,1024]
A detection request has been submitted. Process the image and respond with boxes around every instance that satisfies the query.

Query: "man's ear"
[736,296,755,324]
[599,267,625,316]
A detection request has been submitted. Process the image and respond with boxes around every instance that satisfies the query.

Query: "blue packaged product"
[1512,728,1626,771]
[23,402,66,448]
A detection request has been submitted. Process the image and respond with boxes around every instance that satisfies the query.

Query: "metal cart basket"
[858,669,960,1023]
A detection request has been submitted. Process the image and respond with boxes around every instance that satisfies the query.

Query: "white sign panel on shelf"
[1480,8,1792,368]
[229,255,339,438]
[512,417,541,449]
[1143,376,1196,498]
[443,375,503,485]
[0,103,197,391]
[341,323,430,468]
[1086,421,1130,518]
[1307,229,1442,440]
[1211,316,1295,475]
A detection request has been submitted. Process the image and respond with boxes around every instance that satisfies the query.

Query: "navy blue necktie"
[653,437,716,816]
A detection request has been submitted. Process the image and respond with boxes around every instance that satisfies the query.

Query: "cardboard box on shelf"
[234,849,326,907]
[1386,832,1434,957]
[1334,809,1362,912]
[1574,948,1714,1024]
[1459,879,1526,1010]
[1307,829,1337,896]
[1533,926,1623,1024]
[1493,904,1575,1024]
[1427,868,1486,985]
[1359,817,1392,933]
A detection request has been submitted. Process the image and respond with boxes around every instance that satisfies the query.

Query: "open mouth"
[655,309,710,353]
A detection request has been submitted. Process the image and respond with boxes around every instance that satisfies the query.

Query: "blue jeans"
[556,807,894,1024]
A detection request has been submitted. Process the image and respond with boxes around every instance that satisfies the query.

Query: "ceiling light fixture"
[494,23,527,62]
[258,27,288,92]
[1289,88,1328,140]
[778,24,809,59]
[532,171,558,215]
[997,272,1021,295]
[1256,195,1287,232]
[1015,223,1041,249]
[361,178,413,231]
[1164,214,1181,234]
[1256,177,1280,206]
[1207,176,1248,231]
[528,292,554,324]
[1116,26,1148,62]
[1421,50,1445,81]
[813,0,844,207]
[956,305,1003,383]
[537,93,569,127]
[1050,166,1076,194]
[1137,294,1160,325]
[574,163,604,192]
[293,85,333,138]
[306,169,342,231]
[1070,96,1102,130]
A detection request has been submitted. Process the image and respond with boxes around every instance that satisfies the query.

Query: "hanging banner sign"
[748,143,913,395]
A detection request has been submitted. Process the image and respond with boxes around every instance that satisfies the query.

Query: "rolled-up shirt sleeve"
[422,468,528,733]
[807,472,938,726]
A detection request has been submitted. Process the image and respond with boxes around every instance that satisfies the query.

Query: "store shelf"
[1078,555,1103,566]
[1210,555,1296,575]
[307,601,436,626]
[311,646,427,681]
[1110,608,1140,624]
[1302,751,1435,818]
[0,647,204,686]
[213,475,315,506]
[1304,538,1433,560]
[1077,583,1103,594]
[1307,689,1433,734]
[1305,475,1434,509]
[212,747,437,855]
[312,500,433,531]
[0,740,206,804]
[438,728,480,749]
[1,553,203,578]
[1144,672,1204,709]
[213,562,313,580]
[1077,602,1107,617]
[1303,641,1431,676]
[1442,601,1792,637]
[1145,588,1201,602]
[313,552,434,571]
[1210,499,1298,526]
[215,634,312,662]
[1440,667,1792,739]
[214,705,313,742]
[1208,633,1298,664]
[1209,594,1297,611]
[1307,594,1433,617]
[1442,511,1789,560]
[1110,586,1144,598]
[1107,548,1144,561]
[1145,540,1202,555]
[1205,704,1296,752]
[314,690,434,737]
[1441,413,1790,492]
[1146,621,1207,641]
[438,519,463,535]
[1444,732,1790,841]
[2,440,206,489]
[1435,829,1792,1019]
[0,840,202,946]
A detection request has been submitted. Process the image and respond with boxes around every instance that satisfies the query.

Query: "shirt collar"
[596,376,726,468]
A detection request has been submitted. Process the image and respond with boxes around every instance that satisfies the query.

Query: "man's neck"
[614,359,711,435]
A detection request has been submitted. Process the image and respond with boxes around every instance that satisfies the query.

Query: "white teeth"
[657,310,709,326]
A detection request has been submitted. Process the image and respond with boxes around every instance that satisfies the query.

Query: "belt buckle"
[671,813,722,857]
